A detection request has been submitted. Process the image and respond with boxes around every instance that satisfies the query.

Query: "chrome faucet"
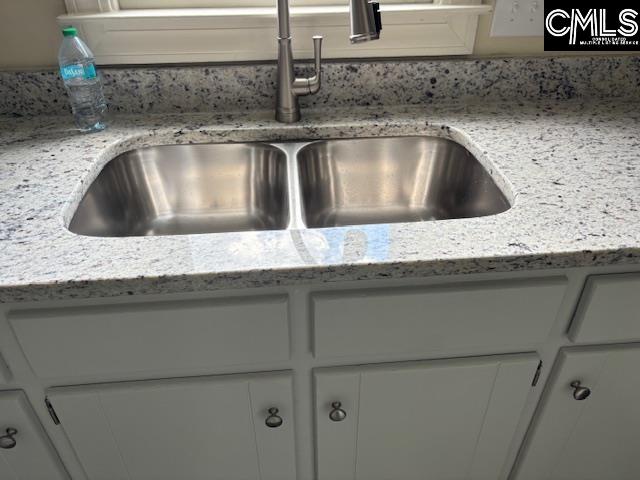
[275,0,382,123]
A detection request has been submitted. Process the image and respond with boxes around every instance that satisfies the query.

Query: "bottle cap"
[62,27,77,37]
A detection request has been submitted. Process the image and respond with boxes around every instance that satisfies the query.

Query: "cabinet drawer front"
[0,390,67,480]
[569,273,640,343]
[312,278,567,358]
[315,353,539,480]
[48,372,296,480]
[10,295,289,380]
[514,344,640,480]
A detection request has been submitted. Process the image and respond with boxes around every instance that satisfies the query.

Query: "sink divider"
[271,141,315,231]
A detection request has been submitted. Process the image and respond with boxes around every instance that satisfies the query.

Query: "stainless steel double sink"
[69,137,511,237]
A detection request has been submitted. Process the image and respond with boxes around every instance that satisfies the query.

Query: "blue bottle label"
[84,63,97,79]
[60,63,97,81]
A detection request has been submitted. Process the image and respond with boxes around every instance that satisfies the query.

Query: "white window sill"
[58,2,492,64]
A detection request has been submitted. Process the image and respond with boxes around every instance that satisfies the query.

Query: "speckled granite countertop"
[1,97,639,303]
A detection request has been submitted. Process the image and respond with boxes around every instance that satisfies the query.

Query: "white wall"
[0,0,67,69]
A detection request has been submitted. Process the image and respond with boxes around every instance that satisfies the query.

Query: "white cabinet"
[0,352,11,385]
[0,390,68,480]
[47,372,296,480]
[315,353,539,480]
[514,343,640,480]
[7,272,635,480]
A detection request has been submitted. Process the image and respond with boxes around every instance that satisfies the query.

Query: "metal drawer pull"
[265,407,284,428]
[570,381,591,400]
[0,428,17,449]
[329,401,347,422]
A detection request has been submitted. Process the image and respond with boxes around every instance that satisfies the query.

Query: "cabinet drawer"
[312,277,567,358]
[569,273,640,343]
[10,295,289,380]
[0,390,67,480]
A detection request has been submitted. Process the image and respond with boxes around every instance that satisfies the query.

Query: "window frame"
[59,0,492,64]
[119,0,435,7]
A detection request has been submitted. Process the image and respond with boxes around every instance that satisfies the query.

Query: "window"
[119,0,433,7]
[59,0,491,64]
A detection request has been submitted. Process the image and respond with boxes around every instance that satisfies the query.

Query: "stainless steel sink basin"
[296,137,510,228]
[69,136,511,237]
[69,143,289,237]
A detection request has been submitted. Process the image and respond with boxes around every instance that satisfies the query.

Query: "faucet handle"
[312,36,323,75]
[308,35,323,94]
[313,35,323,57]
[292,35,323,97]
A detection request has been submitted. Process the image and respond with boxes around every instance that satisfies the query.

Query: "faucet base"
[276,107,301,124]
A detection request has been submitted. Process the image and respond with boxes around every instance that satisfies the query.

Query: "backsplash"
[1,56,639,117]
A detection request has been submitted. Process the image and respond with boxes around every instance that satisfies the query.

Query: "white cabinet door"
[47,372,296,480]
[0,353,11,385]
[0,390,68,480]
[514,344,640,480]
[315,353,539,480]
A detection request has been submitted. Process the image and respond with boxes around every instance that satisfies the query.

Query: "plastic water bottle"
[58,27,107,132]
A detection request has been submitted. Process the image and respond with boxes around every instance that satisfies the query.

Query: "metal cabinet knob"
[570,381,591,400]
[0,428,17,449]
[265,407,283,428]
[329,401,347,422]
